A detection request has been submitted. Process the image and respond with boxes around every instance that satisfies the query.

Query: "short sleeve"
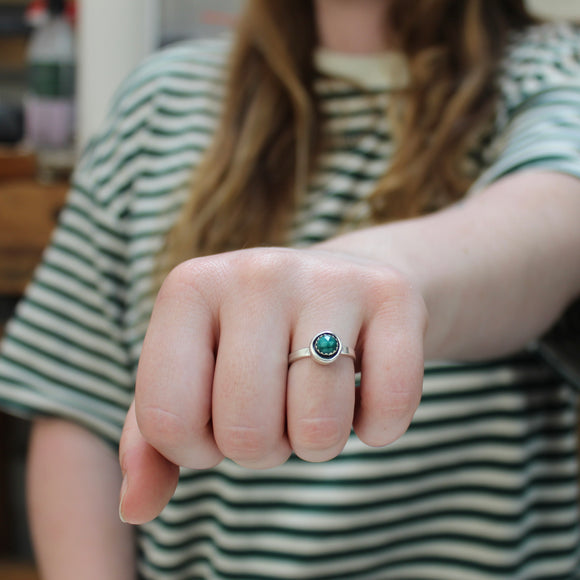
[471,23,580,191]
[0,57,165,444]
[0,38,229,444]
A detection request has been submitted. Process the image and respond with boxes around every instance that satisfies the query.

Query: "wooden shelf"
[0,161,68,295]
[0,561,38,580]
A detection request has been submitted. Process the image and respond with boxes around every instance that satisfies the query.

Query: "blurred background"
[0,1,579,578]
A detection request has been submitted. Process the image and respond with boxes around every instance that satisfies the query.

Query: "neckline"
[315,48,409,90]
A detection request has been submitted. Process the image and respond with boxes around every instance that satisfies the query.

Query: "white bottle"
[24,0,75,153]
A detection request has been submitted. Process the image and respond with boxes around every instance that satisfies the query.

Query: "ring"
[288,331,356,366]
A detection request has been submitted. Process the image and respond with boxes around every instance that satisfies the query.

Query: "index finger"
[135,261,224,469]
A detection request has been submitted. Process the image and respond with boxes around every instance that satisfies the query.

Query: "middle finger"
[212,293,292,468]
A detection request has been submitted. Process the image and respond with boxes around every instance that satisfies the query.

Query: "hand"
[119,247,427,523]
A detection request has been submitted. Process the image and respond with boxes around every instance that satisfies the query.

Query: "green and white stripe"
[1,24,580,579]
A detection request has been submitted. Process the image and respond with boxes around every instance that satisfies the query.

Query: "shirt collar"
[314,48,409,90]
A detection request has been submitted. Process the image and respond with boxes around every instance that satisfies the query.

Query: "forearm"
[318,171,580,360]
[27,419,136,580]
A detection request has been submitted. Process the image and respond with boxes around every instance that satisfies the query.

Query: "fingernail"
[119,474,129,524]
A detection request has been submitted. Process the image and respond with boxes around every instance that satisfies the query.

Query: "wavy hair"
[164,0,536,267]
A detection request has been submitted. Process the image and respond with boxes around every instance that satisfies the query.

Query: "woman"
[2,0,580,578]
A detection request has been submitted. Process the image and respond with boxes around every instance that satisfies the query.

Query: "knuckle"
[217,425,271,462]
[373,268,414,305]
[366,267,415,307]
[137,405,195,452]
[356,407,414,447]
[356,384,421,447]
[228,248,296,292]
[378,380,422,419]
[160,259,198,295]
[293,417,345,452]
[355,421,405,448]
[156,258,210,308]
[385,387,421,418]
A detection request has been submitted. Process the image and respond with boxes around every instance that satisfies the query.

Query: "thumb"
[119,401,180,525]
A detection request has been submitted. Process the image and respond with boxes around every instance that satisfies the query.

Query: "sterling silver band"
[288,331,356,366]
[288,345,356,364]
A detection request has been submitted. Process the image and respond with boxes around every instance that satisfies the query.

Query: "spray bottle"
[24,0,75,174]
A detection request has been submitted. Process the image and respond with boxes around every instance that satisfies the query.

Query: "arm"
[28,419,136,579]
[319,170,580,361]
[119,170,580,524]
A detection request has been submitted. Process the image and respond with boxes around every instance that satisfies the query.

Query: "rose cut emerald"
[313,333,340,359]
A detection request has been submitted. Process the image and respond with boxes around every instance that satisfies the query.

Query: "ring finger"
[287,324,358,462]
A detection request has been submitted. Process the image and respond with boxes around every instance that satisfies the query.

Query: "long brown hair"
[165,0,536,267]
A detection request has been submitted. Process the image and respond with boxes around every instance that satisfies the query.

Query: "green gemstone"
[314,333,339,358]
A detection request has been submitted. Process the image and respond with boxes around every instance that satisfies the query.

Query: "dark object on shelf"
[49,0,66,13]
[538,299,580,389]
[0,103,24,144]
[0,5,29,36]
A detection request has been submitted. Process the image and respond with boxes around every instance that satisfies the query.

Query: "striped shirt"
[2,22,580,580]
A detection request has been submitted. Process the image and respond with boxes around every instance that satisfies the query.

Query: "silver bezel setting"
[309,331,342,365]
